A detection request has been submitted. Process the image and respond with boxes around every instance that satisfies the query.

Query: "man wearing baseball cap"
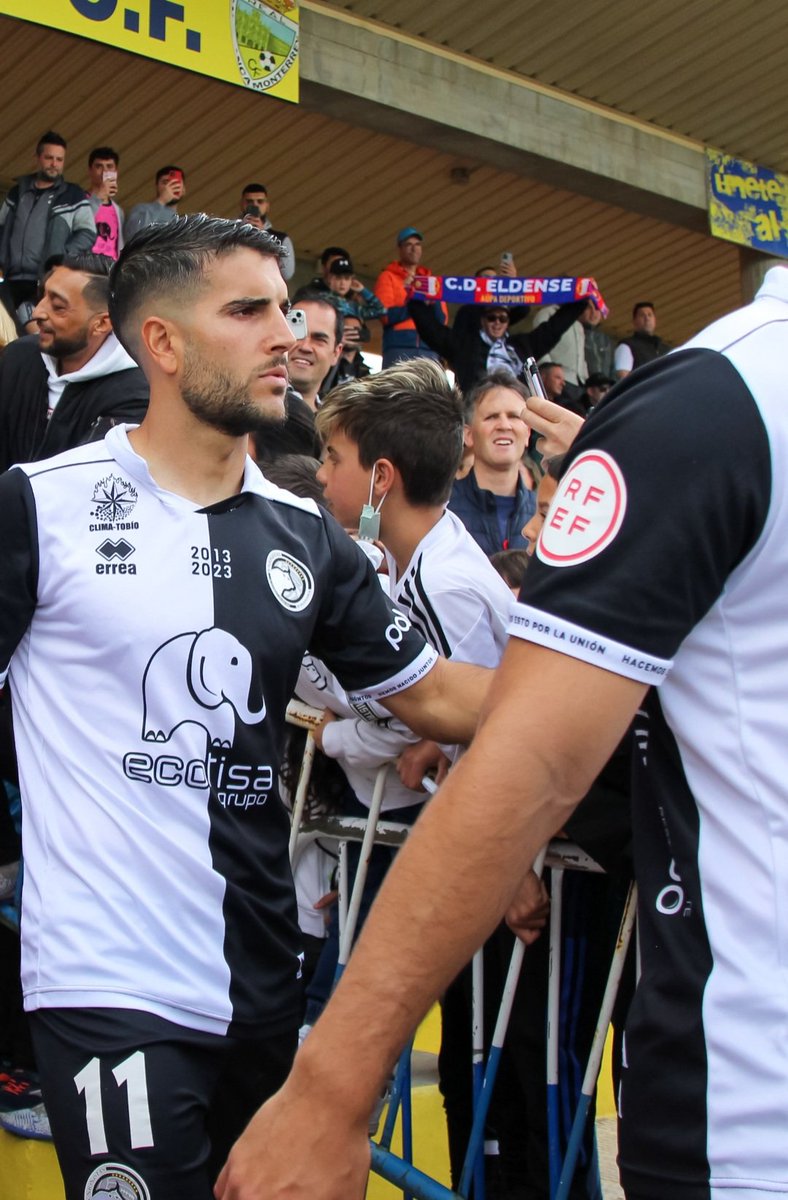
[374,226,447,368]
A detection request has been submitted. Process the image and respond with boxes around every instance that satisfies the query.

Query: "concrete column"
[739,248,787,302]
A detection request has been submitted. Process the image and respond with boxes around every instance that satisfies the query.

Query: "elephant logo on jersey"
[141,628,266,748]
[266,550,314,612]
[84,1161,150,1199]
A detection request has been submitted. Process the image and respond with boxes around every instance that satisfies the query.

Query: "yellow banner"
[0,0,299,104]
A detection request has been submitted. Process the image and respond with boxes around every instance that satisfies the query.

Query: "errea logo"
[96,538,137,576]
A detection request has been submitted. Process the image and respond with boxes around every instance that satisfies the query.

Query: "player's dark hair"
[490,548,530,590]
[316,359,464,508]
[89,146,119,166]
[109,213,284,355]
[61,253,113,310]
[156,164,185,184]
[632,300,655,317]
[260,454,324,504]
[463,369,530,424]
[291,289,344,345]
[36,131,67,154]
[242,182,267,195]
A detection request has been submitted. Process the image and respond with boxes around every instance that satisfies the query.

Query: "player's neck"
[128,406,248,507]
[472,460,519,497]
[382,502,445,579]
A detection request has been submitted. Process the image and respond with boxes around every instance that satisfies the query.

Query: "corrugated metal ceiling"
[0,8,777,349]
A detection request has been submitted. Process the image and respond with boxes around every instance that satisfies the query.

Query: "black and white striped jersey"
[0,426,436,1037]
[509,266,788,1198]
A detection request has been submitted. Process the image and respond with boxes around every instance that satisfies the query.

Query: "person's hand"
[499,256,517,277]
[524,393,584,459]
[505,870,550,945]
[95,175,117,203]
[214,1077,372,1200]
[242,213,265,230]
[342,322,362,345]
[158,175,183,205]
[397,740,450,791]
[311,709,337,752]
[349,277,365,294]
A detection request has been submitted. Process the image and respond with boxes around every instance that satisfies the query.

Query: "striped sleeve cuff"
[508,602,673,685]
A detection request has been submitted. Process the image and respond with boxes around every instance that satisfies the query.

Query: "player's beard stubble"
[181,341,289,437]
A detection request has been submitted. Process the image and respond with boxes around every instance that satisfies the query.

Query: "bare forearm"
[383,659,490,744]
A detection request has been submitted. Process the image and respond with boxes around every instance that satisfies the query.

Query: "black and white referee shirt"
[510,266,788,1199]
[0,426,436,1038]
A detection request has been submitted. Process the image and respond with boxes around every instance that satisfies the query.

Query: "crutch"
[554,881,637,1200]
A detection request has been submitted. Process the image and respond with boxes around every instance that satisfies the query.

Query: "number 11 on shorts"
[74,1051,154,1155]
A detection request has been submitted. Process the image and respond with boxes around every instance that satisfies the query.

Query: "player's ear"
[463,423,474,450]
[374,457,396,494]
[140,315,181,376]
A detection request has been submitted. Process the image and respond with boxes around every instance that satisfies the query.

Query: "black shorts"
[29,1007,298,1200]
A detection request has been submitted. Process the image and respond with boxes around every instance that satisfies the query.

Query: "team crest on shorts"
[84,1162,150,1200]
[537,450,627,568]
[265,551,314,612]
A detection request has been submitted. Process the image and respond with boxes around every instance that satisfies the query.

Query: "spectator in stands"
[86,146,124,261]
[289,291,343,410]
[0,305,18,354]
[239,182,295,280]
[332,314,372,386]
[323,255,386,323]
[0,131,96,324]
[615,300,670,377]
[306,358,513,1045]
[307,246,351,292]
[533,298,587,389]
[375,227,448,367]
[540,361,586,417]
[577,371,614,414]
[124,164,185,242]
[582,300,616,379]
[408,294,588,397]
[0,253,148,471]
[448,371,536,556]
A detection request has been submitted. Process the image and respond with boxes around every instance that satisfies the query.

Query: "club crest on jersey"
[537,450,627,568]
[266,550,314,612]
[89,474,139,532]
[141,627,266,748]
[84,1161,150,1200]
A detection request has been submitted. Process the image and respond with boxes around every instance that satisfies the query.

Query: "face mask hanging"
[358,461,387,542]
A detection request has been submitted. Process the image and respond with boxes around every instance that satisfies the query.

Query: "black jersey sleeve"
[512,348,772,683]
[0,468,39,684]
[310,509,438,704]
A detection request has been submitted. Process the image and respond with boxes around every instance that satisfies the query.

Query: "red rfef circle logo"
[536,450,627,568]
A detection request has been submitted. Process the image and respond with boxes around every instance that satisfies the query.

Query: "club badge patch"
[537,450,627,568]
[84,1162,150,1200]
[265,551,314,612]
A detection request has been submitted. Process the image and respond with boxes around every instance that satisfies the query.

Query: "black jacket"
[0,336,149,472]
[407,298,588,394]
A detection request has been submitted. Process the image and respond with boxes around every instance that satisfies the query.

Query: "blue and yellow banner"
[0,0,299,104]
[706,149,788,259]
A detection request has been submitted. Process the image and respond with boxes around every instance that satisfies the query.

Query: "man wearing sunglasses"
[407,291,588,395]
